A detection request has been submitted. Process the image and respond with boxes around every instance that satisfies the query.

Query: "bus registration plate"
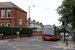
[46,37,50,39]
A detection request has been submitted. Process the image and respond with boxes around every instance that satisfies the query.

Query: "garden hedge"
[0,26,33,36]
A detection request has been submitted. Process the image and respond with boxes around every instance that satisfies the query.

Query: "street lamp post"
[28,5,35,38]
[53,22,56,25]
[29,5,35,18]
[28,5,35,27]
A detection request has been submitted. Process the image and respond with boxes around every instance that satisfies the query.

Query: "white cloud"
[0,0,63,26]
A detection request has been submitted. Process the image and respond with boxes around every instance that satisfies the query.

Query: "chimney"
[37,21,39,24]
[33,20,35,22]
[28,17,31,20]
[40,22,42,25]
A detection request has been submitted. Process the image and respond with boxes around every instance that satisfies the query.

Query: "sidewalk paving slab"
[57,35,75,49]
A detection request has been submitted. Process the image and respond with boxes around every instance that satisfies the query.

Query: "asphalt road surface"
[0,36,75,50]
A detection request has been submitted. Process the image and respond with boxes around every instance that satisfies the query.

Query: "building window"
[31,24,34,27]
[7,10,11,18]
[1,10,5,18]
[35,24,37,28]
[7,23,11,26]
[1,23,5,26]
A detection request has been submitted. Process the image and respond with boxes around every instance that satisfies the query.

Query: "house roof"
[0,2,27,13]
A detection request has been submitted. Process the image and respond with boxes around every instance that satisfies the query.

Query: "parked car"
[61,32,64,37]
[65,33,69,37]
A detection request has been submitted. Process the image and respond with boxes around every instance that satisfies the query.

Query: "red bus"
[42,25,61,40]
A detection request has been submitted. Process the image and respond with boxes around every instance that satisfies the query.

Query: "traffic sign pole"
[20,25,21,39]
[19,19,22,40]
[64,26,65,43]
[62,18,66,43]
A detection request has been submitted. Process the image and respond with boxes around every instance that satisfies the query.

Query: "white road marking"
[27,39,38,41]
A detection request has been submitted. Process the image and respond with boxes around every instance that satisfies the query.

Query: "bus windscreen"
[42,25,55,35]
[44,25,54,28]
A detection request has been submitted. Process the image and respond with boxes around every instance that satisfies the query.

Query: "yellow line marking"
[34,45,50,50]
[8,43,51,50]
[8,43,20,50]
[63,47,66,50]
[17,49,20,50]
[47,49,50,50]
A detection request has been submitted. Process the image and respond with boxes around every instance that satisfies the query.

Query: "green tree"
[56,0,75,29]
[60,28,70,33]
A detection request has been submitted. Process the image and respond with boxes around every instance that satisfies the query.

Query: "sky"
[0,0,63,26]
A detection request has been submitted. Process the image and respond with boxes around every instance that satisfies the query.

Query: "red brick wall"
[16,10,27,27]
[11,8,17,26]
[0,10,1,17]
[0,37,2,39]
[32,32,42,36]
[0,8,27,27]
[0,35,27,40]
[0,8,16,26]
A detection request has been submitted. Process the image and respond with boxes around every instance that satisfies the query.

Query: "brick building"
[0,2,27,27]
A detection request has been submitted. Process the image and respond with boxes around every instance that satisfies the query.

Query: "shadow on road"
[43,39,60,42]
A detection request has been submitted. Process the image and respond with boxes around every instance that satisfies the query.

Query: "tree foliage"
[60,28,70,33]
[56,0,75,29]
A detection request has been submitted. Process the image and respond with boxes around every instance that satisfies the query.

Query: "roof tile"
[0,2,27,13]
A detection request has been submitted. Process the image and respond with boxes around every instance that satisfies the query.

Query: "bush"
[34,31,37,32]
[0,26,33,36]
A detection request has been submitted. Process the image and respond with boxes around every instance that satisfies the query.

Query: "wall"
[0,8,16,26]
[0,8,27,27]
[16,9,27,27]
[0,32,42,40]
[0,35,28,40]
[32,32,42,36]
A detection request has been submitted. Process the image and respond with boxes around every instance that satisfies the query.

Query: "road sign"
[20,28,22,30]
[19,19,22,25]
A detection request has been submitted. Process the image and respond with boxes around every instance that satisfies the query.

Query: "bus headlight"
[42,35,44,37]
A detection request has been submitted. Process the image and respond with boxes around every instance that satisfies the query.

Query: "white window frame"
[1,23,5,26]
[7,23,11,26]
[1,10,5,18]
[7,10,11,18]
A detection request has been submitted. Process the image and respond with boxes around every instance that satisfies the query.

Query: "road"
[0,36,75,50]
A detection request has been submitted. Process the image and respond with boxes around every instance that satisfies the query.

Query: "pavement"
[0,36,41,42]
[57,35,75,49]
